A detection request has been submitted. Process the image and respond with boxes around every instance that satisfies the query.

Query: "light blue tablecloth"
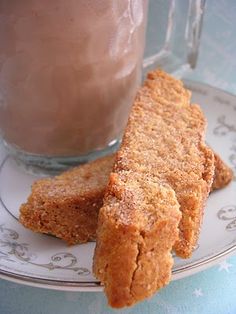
[1,1,236,313]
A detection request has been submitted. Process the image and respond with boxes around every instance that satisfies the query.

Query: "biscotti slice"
[19,155,114,244]
[211,152,233,191]
[143,70,215,258]
[93,69,215,307]
[94,172,181,308]
[20,149,231,246]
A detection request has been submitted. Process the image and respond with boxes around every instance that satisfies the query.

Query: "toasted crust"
[93,70,214,307]
[19,149,232,246]
[19,155,114,244]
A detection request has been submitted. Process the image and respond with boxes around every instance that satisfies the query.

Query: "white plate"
[0,81,235,291]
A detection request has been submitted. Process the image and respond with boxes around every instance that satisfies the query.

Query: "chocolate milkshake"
[0,0,147,169]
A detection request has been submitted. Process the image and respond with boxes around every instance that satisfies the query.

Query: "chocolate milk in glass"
[0,0,147,168]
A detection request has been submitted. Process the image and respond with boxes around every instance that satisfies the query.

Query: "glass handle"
[186,0,206,68]
[143,0,206,77]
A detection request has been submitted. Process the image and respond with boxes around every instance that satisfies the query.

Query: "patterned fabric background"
[0,0,236,313]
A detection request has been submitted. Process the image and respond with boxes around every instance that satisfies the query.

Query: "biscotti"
[211,152,233,191]
[93,69,215,307]
[20,155,114,244]
[20,149,232,245]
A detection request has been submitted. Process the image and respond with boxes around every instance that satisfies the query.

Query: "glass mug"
[0,0,205,173]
